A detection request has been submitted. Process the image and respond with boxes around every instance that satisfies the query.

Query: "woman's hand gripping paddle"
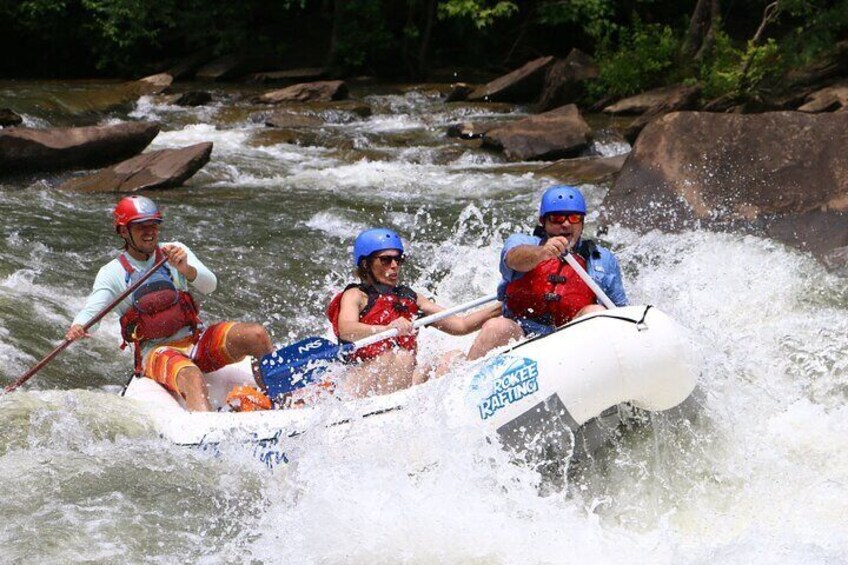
[3,256,170,395]
[257,293,499,400]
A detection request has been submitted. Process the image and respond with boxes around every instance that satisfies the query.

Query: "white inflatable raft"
[123,305,699,467]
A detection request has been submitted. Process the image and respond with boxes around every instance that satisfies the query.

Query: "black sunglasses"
[374,254,405,266]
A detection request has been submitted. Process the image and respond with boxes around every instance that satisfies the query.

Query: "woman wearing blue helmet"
[466,185,628,360]
[326,228,500,398]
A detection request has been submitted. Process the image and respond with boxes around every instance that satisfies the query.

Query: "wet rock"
[173,91,213,107]
[797,82,848,113]
[537,49,599,112]
[538,154,627,185]
[482,104,591,161]
[49,74,174,115]
[134,73,173,96]
[0,122,160,174]
[623,84,701,143]
[261,100,372,128]
[603,85,693,116]
[257,80,348,104]
[445,83,475,103]
[305,99,372,119]
[195,55,254,81]
[58,142,212,192]
[446,121,494,139]
[250,68,328,85]
[468,56,555,104]
[164,51,211,80]
[0,108,23,127]
[821,245,848,277]
[605,111,848,263]
[249,126,334,148]
[265,112,324,128]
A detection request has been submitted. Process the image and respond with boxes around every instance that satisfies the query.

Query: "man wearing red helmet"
[65,195,273,411]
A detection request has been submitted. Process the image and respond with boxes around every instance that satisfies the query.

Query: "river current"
[1,81,846,563]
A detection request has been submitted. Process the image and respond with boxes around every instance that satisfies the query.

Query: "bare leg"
[466,317,524,361]
[176,365,213,412]
[223,322,274,359]
[337,349,417,399]
[414,349,465,384]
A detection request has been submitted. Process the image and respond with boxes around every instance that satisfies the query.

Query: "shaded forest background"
[1,0,846,104]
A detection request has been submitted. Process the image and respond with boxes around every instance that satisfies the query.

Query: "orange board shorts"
[143,322,239,396]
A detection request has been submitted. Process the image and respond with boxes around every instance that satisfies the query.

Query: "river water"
[1,81,846,563]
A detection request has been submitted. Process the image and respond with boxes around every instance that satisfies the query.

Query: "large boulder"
[797,82,848,113]
[605,111,848,263]
[537,49,599,111]
[538,154,627,185]
[0,122,160,174]
[621,84,701,143]
[58,143,212,192]
[482,104,591,161]
[257,80,348,104]
[468,56,555,104]
[603,84,693,116]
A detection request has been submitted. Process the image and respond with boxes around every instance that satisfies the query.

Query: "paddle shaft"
[562,252,616,309]
[352,292,499,350]
[3,256,170,395]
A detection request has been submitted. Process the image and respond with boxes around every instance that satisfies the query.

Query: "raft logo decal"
[470,355,539,420]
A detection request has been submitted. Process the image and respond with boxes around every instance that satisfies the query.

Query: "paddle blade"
[258,337,342,400]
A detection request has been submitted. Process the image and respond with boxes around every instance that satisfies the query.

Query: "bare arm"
[336,288,413,342]
[420,295,503,336]
[505,235,570,273]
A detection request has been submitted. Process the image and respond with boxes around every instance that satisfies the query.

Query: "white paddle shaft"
[353,293,499,350]
[562,252,616,309]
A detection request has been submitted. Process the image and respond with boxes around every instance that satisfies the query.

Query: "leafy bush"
[590,19,681,99]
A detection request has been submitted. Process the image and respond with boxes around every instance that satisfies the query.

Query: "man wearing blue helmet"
[467,185,627,359]
[326,228,500,397]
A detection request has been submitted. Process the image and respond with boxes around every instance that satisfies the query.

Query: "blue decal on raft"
[470,355,540,420]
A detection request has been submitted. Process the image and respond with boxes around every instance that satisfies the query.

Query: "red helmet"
[113,195,162,232]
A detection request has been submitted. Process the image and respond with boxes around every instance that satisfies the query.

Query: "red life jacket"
[118,248,202,372]
[326,283,419,363]
[504,245,597,327]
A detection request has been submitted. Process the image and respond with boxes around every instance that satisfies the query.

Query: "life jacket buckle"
[543,292,561,302]
[547,274,566,284]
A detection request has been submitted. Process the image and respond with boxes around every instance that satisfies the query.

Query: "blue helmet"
[539,185,587,217]
[353,228,404,266]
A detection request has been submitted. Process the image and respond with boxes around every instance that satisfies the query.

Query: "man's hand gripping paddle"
[3,256,169,395]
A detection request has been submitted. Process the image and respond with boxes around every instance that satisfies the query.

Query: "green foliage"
[438,0,518,28]
[534,0,616,40]
[778,0,848,66]
[329,0,394,73]
[697,27,741,99]
[590,19,680,99]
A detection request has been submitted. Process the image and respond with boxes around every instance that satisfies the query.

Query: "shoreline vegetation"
[0,1,845,112]
[2,1,847,273]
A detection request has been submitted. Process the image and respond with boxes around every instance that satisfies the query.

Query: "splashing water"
[0,83,846,563]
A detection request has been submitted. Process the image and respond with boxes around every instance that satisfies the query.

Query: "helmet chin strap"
[123,229,152,260]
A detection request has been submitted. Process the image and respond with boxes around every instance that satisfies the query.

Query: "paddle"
[562,249,616,309]
[3,255,170,395]
[258,292,499,399]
